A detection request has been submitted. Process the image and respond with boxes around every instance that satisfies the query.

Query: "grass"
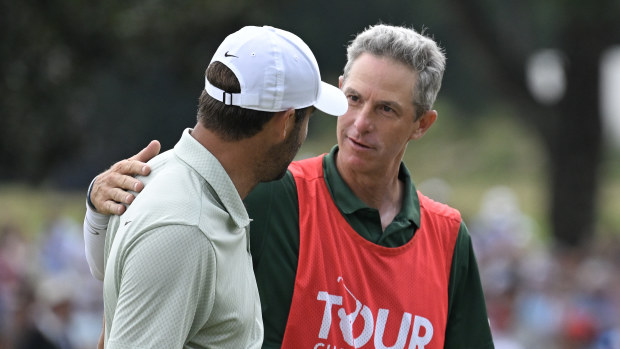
[0,184,86,240]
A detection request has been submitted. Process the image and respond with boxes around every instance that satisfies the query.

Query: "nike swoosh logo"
[224,51,238,58]
[124,221,132,226]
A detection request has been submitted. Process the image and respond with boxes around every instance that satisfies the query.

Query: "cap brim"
[314,82,348,116]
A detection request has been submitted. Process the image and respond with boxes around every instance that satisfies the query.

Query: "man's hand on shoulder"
[90,140,161,215]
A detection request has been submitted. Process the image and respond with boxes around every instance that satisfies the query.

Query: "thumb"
[131,140,161,163]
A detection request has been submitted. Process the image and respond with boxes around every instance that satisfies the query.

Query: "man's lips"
[348,136,372,149]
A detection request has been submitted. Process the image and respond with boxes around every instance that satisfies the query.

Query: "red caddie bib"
[281,155,460,349]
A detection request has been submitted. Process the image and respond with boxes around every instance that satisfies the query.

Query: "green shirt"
[104,129,263,349]
[246,145,494,348]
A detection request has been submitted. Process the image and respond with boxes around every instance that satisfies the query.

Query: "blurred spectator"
[595,328,620,349]
[33,215,103,349]
[0,224,32,348]
[0,215,102,349]
[469,185,620,349]
[36,215,88,276]
[15,275,75,349]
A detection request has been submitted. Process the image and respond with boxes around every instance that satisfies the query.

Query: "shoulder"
[417,191,462,250]
[124,153,213,227]
[417,191,462,223]
[288,155,324,179]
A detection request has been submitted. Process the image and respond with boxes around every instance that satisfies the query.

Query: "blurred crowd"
[470,186,620,349]
[0,215,102,349]
[0,186,619,348]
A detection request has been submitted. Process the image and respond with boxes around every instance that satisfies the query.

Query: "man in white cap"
[89,25,346,348]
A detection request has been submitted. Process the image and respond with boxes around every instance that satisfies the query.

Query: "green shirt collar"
[322,145,421,242]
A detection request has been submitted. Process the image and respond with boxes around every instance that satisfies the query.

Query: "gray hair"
[343,24,446,119]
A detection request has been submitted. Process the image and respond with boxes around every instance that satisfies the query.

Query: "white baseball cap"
[204,26,347,116]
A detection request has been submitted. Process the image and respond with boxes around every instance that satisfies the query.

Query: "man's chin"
[338,150,375,172]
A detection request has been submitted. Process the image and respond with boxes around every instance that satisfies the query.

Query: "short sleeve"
[106,225,216,348]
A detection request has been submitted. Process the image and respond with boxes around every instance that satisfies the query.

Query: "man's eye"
[382,105,393,113]
[348,95,359,102]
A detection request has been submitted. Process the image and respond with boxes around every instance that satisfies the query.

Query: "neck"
[335,154,404,231]
[190,123,260,199]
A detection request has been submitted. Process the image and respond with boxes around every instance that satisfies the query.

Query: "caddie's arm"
[82,140,161,280]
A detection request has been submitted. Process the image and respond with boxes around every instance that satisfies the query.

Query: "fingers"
[112,140,161,178]
[102,200,127,216]
[110,158,150,179]
[91,163,145,215]
[91,173,135,215]
[130,140,161,165]
[89,141,160,215]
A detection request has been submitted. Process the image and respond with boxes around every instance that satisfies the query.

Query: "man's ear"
[410,110,437,141]
[271,108,296,142]
[339,75,344,89]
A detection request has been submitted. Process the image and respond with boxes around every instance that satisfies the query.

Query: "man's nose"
[353,105,374,133]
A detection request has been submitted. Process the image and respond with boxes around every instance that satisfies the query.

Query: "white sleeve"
[83,201,110,281]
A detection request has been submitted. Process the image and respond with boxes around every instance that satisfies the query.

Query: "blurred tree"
[0,0,435,186]
[446,0,620,248]
[0,0,258,185]
[0,1,86,183]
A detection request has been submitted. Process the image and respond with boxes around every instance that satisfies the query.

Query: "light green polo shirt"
[104,129,263,349]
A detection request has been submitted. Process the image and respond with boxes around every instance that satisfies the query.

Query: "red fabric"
[282,156,460,349]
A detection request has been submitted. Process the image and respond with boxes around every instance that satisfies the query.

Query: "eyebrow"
[381,100,401,110]
[343,87,404,114]
[343,87,359,96]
